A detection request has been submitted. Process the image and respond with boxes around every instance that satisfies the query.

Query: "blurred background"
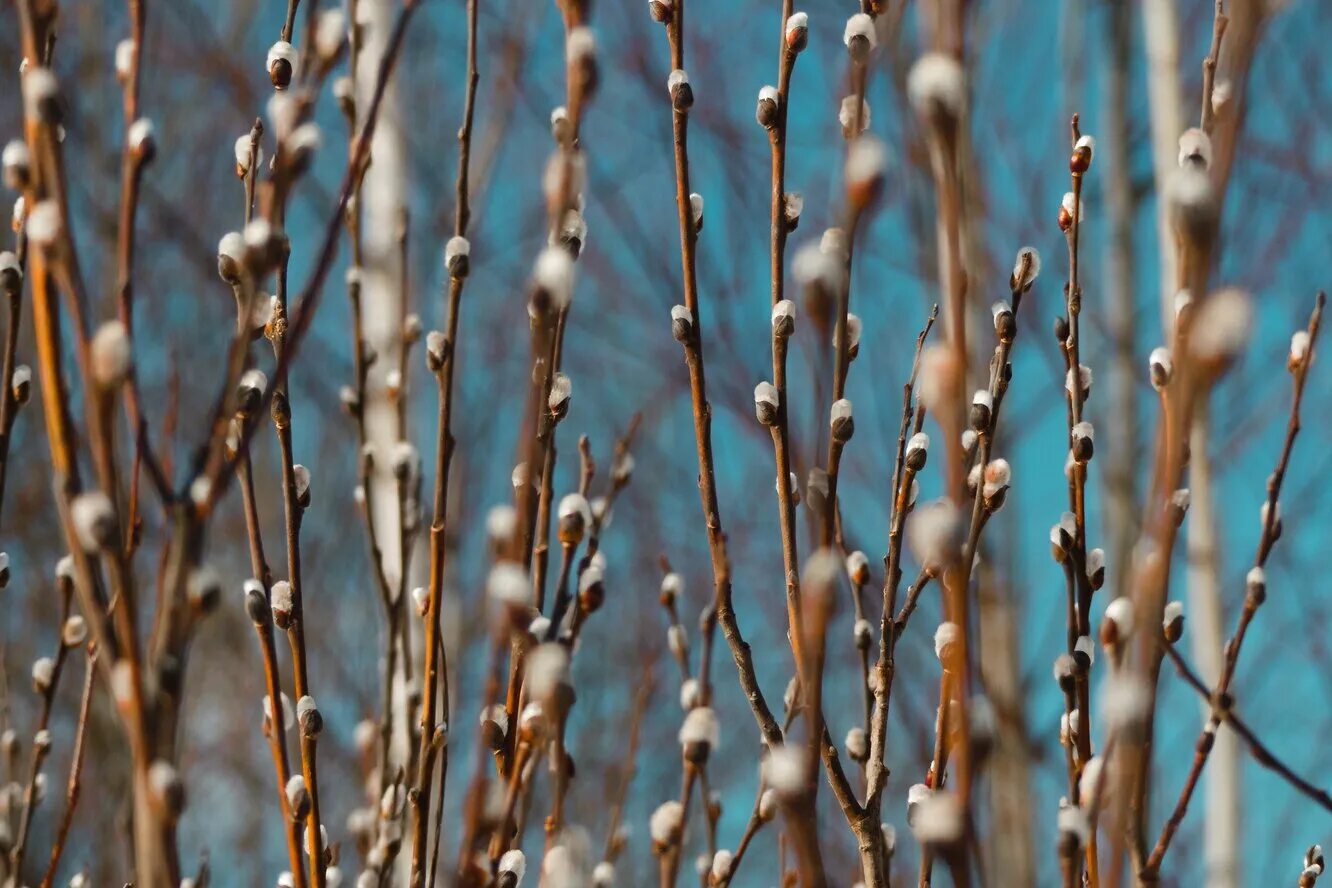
[1,0,1330,884]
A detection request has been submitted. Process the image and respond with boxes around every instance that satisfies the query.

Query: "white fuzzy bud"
[784,12,809,52]
[486,505,518,542]
[525,643,569,702]
[650,800,685,846]
[26,199,62,247]
[267,41,299,87]
[906,432,930,470]
[548,372,573,416]
[22,67,60,123]
[557,492,591,537]
[845,550,869,585]
[1,140,29,190]
[32,656,55,692]
[1149,346,1173,390]
[445,236,471,277]
[115,40,135,81]
[314,9,347,61]
[845,136,888,194]
[679,706,720,751]
[488,563,530,608]
[498,850,527,884]
[1100,672,1151,734]
[1065,364,1093,397]
[907,53,965,119]
[1012,246,1041,290]
[917,345,961,415]
[908,499,961,572]
[1290,330,1312,368]
[914,791,965,844]
[1190,288,1252,364]
[660,572,683,603]
[679,678,700,711]
[91,321,132,388]
[845,726,868,760]
[933,621,960,665]
[1079,755,1105,810]
[71,491,116,551]
[1101,600,1132,648]
[1177,127,1213,169]
[127,118,155,158]
[763,745,806,797]
[839,95,870,137]
[843,13,877,54]
[534,246,575,310]
[754,381,780,426]
[667,624,687,657]
[982,459,1011,501]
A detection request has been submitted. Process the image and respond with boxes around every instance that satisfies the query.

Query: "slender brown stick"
[37,645,97,888]
[407,1,479,880]
[1161,643,1332,815]
[659,0,783,756]
[1143,292,1323,876]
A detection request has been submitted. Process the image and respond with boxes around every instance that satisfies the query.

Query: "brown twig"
[407,0,480,880]
[1143,291,1324,877]
[37,644,97,888]
[1161,643,1332,816]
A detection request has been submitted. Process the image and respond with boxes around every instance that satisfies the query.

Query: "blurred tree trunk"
[1103,0,1138,608]
[978,565,1035,887]
[1146,2,1267,885]
[1186,406,1238,888]
[1141,0,1183,333]
[1190,5,1266,885]
[357,1,411,884]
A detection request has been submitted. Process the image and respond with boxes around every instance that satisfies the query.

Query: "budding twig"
[1144,291,1324,877]
[408,1,480,881]
[36,644,96,888]
[655,0,783,755]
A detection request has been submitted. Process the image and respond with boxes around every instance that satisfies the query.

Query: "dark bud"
[1053,316,1069,345]
[1162,603,1185,644]
[243,580,269,625]
[1245,568,1266,606]
[425,331,448,373]
[847,34,872,64]
[480,714,507,751]
[128,119,156,166]
[830,399,854,443]
[754,382,780,427]
[668,70,693,112]
[1053,653,1076,694]
[1070,148,1090,175]
[969,391,992,432]
[188,567,222,616]
[0,252,21,296]
[992,301,1015,343]
[287,778,311,822]
[270,390,291,429]
[756,86,779,129]
[577,568,605,615]
[148,761,185,819]
[298,696,324,737]
[269,59,294,91]
[670,305,693,343]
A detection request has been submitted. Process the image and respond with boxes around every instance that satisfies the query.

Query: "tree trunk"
[356,1,411,883]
